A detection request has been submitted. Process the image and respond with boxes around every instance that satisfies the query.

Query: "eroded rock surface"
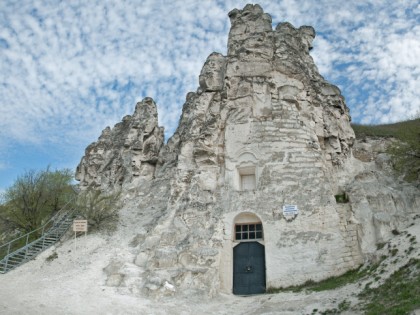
[342,138,420,255]
[76,4,419,298]
[76,97,164,190]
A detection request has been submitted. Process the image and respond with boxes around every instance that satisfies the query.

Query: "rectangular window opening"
[234,223,263,241]
[238,166,256,191]
[241,174,256,191]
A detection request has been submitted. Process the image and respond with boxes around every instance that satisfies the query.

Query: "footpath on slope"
[0,201,419,315]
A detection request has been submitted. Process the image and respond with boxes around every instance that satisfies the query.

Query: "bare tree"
[76,188,121,231]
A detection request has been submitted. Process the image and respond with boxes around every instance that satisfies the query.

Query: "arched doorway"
[232,213,266,295]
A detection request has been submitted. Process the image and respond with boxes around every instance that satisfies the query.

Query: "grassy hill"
[352,118,420,183]
[351,118,420,140]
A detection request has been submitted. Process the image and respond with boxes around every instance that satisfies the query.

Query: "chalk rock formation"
[76,4,419,297]
[340,138,420,255]
[76,97,164,190]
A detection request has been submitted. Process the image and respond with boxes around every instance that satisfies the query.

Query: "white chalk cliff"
[76,4,420,296]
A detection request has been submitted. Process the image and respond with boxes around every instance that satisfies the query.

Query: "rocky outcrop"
[342,138,420,255]
[199,52,226,92]
[226,4,354,165]
[76,4,419,298]
[76,97,164,190]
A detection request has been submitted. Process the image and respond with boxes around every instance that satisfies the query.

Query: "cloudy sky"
[0,0,419,192]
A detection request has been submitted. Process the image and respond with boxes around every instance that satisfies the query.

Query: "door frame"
[231,213,266,295]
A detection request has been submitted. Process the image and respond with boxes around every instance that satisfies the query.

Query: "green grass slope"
[352,118,420,182]
[351,118,420,140]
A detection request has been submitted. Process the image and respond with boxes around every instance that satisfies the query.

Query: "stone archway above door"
[233,212,264,241]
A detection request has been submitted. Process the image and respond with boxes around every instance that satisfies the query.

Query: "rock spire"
[75,4,420,297]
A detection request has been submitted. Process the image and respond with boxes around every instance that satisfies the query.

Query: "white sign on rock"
[283,205,298,216]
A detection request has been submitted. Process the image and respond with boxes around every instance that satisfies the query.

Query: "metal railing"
[0,197,77,265]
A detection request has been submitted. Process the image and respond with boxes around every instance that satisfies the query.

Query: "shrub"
[0,168,76,234]
[76,188,121,231]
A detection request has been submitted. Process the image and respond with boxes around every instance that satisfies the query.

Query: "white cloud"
[0,162,8,171]
[0,0,419,187]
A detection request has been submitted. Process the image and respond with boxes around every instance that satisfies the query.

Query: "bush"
[76,188,121,231]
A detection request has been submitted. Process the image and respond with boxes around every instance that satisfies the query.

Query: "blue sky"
[1,0,419,194]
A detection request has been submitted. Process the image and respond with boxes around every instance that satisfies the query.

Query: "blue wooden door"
[233,242,266,295]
